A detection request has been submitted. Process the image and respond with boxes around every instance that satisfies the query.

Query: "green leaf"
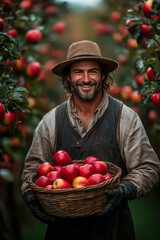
[137,34,143,45]
[14,87,29,97]
[11,91,25,100]
[13,101,29,112]
[0,83,10,97]
[0,32,18,46]
[136,59,144,71]
[15,86,29,94]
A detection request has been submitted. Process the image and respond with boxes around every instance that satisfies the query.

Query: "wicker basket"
[27,161,121,218]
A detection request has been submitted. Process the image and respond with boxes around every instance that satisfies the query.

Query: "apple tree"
[124,0,160,152]
[0,1,67,239]
[92,0,160,155]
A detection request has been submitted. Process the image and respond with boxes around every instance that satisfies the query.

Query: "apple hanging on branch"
[26,61,41,77]
[26,29,42,44]
[0,103,6,119]
[147,67,156,81]
[1,111,17,126]
[151,92,160,107]
[142,0,153,18]
[0,18,5,32]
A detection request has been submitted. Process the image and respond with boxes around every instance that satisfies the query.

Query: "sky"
[55,0,102,7]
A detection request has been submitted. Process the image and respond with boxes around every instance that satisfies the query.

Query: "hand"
[93,180,137,217]
[23,190,58,224]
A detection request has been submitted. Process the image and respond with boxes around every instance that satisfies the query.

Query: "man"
[21,40,160,240]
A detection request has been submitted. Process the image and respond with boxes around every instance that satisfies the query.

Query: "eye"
[72,70,82,75]
[90,70,98,74]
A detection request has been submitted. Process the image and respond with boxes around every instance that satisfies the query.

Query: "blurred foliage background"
[0,0,160,239]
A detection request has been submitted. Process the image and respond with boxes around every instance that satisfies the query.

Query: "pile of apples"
[35,150,113,190]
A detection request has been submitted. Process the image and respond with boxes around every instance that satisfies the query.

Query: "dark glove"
[94,180,137,217]
[23,190,58,224]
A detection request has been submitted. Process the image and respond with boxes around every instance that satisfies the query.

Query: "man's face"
[68,60,103,101]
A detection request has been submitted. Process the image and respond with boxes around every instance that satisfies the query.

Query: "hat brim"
[52,56,119,76]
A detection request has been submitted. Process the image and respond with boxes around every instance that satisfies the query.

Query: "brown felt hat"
[52,40,119,76]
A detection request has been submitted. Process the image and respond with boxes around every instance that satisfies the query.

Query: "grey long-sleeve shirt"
[21,92,160,197]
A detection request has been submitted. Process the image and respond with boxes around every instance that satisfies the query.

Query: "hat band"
[68,54,102,60]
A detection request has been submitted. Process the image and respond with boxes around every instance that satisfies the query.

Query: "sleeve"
[120,105,160,197]
[21,108,56,195]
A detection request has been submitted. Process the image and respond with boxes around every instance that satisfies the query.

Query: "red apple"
[26,29,42,43]
[147,67,156,81]
[148,110,158,121]
[16,57,26,70]
[36,70,45,82]
[142,0,153,18]
[37,162,53,176]
[52,22,65,35]
[0,18,4,32]
[127,38,139,49]
[91,161,108,175]
[121,85,133,99]
[3,154,10,163]
[1,154,11,169]
[53,178,72,189]
[47,171,61,183]
[93,22,112,35]
[110,12,121,22]
[38,43,51,55]
[2,111,17,126]
[61,164,79,182]
[142,38,148,48]
[52,150,72,166]
[28,97,36,108]
[152,14,159,21]
[0,103,5,119]
[45,184,53,189]
[112,32,123,43]
[88,174,105,186]
[105,172,113,181]
[110,84,121,97]
[117,55,127,65]
[36,176,52,188]
[45,5,58,15]
[52,165,63,173]
[131,107,140,115]
[72,163,81,170]
[79,164,95,179]
[10,136,21,148]
[72,176,89,188]
[141,24,154,38]
[135,75,144,87]
[3,0,13,4]
[26,61,41,77]
[45,59,57,73]
[125,19,137,33]
[20,0,33,10]
[151,92,160,107]
[83,156,100,165]
[130,91,141,103]
[7,29,17,38]
[51,48,64,60]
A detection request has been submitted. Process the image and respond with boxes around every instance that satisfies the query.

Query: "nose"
[83,71,90,83]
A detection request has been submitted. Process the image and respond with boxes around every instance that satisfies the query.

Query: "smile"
[81,85,93,88]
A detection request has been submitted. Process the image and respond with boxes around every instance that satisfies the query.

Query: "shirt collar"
[67,91,109,118]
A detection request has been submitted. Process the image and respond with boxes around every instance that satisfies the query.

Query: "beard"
[70,80,103,101]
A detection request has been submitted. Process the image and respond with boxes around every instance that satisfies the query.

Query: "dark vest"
[45,96,135,240]
[55,96,127,178]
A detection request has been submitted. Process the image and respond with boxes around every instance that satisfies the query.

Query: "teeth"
[81,85,91,88]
